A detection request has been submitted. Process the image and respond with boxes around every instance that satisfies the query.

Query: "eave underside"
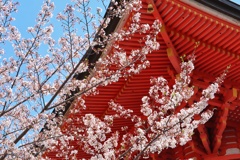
[45,0,240,159]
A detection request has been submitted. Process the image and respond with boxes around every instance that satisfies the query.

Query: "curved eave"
[182,0,240,26]
[196,0,240,21]
[45,0,240,159]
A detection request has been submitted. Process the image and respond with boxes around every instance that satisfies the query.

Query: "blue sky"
[12,0,107,40]
[10,0,240,41]
[1,0,110,147]
[231,0,240,4]
[1,0,109,60]
[1,0,109,119]
[12,1,68,38]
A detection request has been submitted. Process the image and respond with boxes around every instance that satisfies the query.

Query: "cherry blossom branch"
[1,2,150,159]
[117,57,227,159]
[46,52,144,111]
[0,59,67,117]
[133,113,193,160]
[1,1,54,114]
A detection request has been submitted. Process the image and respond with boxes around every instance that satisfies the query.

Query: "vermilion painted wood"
[44,0,240,159]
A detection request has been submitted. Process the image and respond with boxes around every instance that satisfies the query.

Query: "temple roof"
[196,0,240,21]
[45,0,240,159]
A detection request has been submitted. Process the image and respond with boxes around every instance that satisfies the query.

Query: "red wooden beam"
[145,0,181,73]
[203,154,240,160]
[224,88,237,102]
[168,29,239,78]
[189,141,206,155]
[212,88,238,152]
[198,124,211,154]
[212,104,229,153]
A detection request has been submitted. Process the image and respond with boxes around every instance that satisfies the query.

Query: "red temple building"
[45,0,240,159]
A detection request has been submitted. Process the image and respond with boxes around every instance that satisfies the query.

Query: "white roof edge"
[180,0,240,27]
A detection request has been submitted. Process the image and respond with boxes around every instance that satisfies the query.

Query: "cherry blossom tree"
[57,55,226,160]
[0,0,227,159]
